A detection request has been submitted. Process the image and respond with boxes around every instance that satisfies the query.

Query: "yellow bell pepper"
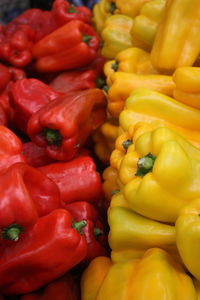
[176,198,200,282]
[101,14,134,59]
[108,206,178,262]
[120,88,200,149]
[151,0,200,73]
[81,248,197,300]
[120,126,200,223]
[173,67,200,109]
[194,279,200,300]
[131,0,166,51]
[81,256,112,300]
[104,47,158,86]
[115,0,150,18]
[92,118,119,165]
[107,72,175,117]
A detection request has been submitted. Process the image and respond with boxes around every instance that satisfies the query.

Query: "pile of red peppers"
[0,1,108,298]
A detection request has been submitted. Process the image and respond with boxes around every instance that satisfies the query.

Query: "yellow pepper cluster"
[86,0,200,298]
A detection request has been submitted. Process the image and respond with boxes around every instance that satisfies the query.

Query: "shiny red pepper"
[0,162,61,242]
[0,82,14,125]
[27,88,106,161]
[9,78,62,133]
[0,64,11,93]
[20,273,80,300]
[32,20,99,72]
[52,0,92,26]
[38,156,103,205]
[8,66,26,81]
[0,209,87,295]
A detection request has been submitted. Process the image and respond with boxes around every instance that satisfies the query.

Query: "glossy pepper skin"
[20,273,80,300]
[120,88,200,149]
[175,198,200,282]
[151,0,200,73]
[27,89,107,161]
[107,72,175,117]
[0,209,87,295]
[9,78,62,133]
[114,0,150,18]
[131,0,166,51]
[32,20,99,72]
[0,162,60,242]
[52,0,92,26]
[38,156,103,205]
[65,201,107,265]
[101,14,134,59]
[172,67,200,109]
[0,64,11,93]
[81,248,197,300]
[92,0,113,34]
[102,166,121,207]
[119,125,200,223]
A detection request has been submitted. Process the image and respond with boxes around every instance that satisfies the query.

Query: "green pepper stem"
[94,226,103,238]
[72,220,87,234]
[68,4,76,13]
[111,61,119,72]
[2,224,23,241]
[82,34,92,45]
[43,128,62,145]
[112,189,120,195]
[122,139,132,151]
[103,85,109,93]
[109,2,117,13]
[96,77,106,89]
[135,152,156,177]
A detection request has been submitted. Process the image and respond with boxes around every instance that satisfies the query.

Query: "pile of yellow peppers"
[82,0,200,299]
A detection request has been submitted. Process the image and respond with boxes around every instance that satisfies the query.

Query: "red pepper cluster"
[0,1,108,298]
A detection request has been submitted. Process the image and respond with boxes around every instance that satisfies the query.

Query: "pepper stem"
[94,226,103,238]
[68,4,76,13]
[43,128,62,145]
[96,77,106,89]
[2,224,24,241]
[82,34,92,45]
[122,139,132,151]
[135,152,156,177]
[109,2,117,13]
[111,61,119,72]
[72,220,87,235]
[112,189,120,195]
[103,85,109,93]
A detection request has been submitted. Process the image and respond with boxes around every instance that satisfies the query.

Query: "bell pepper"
[151,0,200,72]
[81,248,197,300]
[0,209,87,295]
[92,118,119,165]
[49,69,98,93]
[102,166,121,206]
[114,0,150,18]
[0,104,6,126]
[131,0,166,51]
[0,162,61,242]
[22,141,55,168]
[107,72,175,117]
[194,279,200,300]
[104,47,158,86]
[0,64,11,93]
[20,273,80,300]
[100,14,134,59]
[32,20,99,72]
[0,125,26,174]
[175,198,200,282]
[9,78,62,134]
[65,201,107,265]
[0,82,14,125]
[38,156,103,205]
[27,89,107,161]
[8,66,26,82]
[172,66,200,109]
[52,0,92,26]
[119,125,200,223]
[92,0,113,34]
[108,206,178,263]
[120,88,200,149]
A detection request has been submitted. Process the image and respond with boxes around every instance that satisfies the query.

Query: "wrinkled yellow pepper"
[176,198,200,282]
[104,47,158,86]
[115,0,150,18]
[101,14,134,59]
[173,67,200,109]
[151,0,200,72]
[120,88,200,149]
[131,0,166,51]
[120,126,200,223]
[107,72,175,117]
[81,248,197,300]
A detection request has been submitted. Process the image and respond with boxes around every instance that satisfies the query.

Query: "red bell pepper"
[38,156,103,205]
[49,69,98,93]
[8,67,26,82]
[27,88,106,161]
[0,125,26,174]
[20,273,80,300]
[65,201,107,265]
[51,0,92,26]
[0,104,7,126]
[0,162,61,242]
[0,82,14,125]
[0,64,11,93]
[0,209,87,295]
[32,20,99,72]
[9,78,62,133]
